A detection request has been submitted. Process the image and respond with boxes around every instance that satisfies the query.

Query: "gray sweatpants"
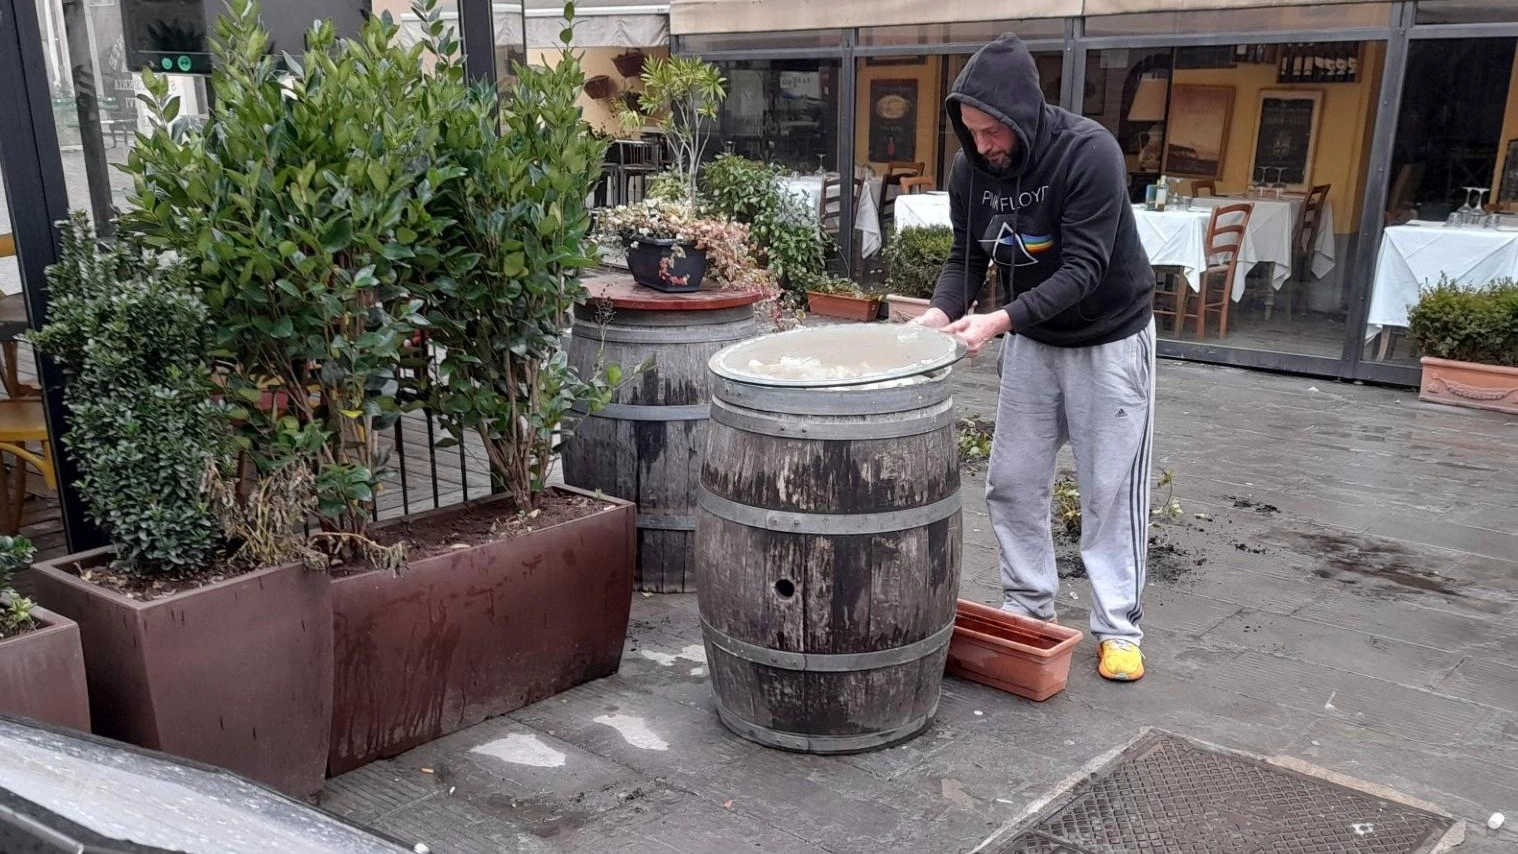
[987,319,1156,642]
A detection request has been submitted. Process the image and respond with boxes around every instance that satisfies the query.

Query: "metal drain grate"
[991,731,1455,854]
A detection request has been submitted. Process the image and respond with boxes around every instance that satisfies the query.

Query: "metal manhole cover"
[989,732,1456,854]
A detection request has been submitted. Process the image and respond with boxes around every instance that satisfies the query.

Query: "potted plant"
[1407,277,1518,415]
[805,275,881,322]
[27,210,333,797]
[699,153,828,299]
[612,49,647,79]
[883,225,954,321]
[34,0,462,795]
[598,199,712,292]
[319,0,641,775]
[0,534,90,732]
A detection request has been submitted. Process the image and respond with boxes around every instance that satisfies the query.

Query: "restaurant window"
[1085,41,1388,362]
[1415,0,1518,26]
[1363,38,1518,366]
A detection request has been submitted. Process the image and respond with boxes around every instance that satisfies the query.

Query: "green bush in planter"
[412,0,624,510]
[699,154,827,292]
[31,213,230,574]
[121,0,449,553]
[885,226,953,299]
[1407,276,1518,368]
[0,535,37,637]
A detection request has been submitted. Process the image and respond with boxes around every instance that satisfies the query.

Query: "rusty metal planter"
[0,605,90,733]
[327,485,635,776]
[25,552,333,797]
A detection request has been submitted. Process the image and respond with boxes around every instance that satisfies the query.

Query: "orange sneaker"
[1098,639,1145,682]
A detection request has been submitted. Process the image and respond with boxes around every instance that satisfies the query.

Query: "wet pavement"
[321,353,1518,853]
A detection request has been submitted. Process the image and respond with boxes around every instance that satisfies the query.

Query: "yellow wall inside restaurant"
[530,46,671,135]
[1488,52,1518,210]
[1171,41,1385,233]
[855,58,944,187]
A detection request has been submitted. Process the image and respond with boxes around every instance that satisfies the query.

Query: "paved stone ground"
[320,351,1518,853]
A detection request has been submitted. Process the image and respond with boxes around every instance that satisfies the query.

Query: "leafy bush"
[31,213,228,574]
[413,1,624,510]
[122,0,446,549]
[620,56,726,204]
[885,226,953,299]
[699,154,827,292]
[1407,276,1518,367]
[0,535,37,638]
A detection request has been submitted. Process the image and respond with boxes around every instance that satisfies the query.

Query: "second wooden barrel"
[563,276,761,592]
[696,327,963,753]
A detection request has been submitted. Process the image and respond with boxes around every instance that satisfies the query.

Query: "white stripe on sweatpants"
[985,318,1156,642]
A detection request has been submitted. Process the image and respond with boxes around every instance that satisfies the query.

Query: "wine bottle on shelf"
[1278,44,1292,81]
[1292,45,1306,82]
[1346,43,1358,81]
[1314,45,1327,82]
[1236,44,1250,63]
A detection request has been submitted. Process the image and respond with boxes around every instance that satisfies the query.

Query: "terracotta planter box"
[327,485,635,776]
[1419,356,1518,415]
[807,291,881,322]
[886,294,932,322]
[0,604,90,732]
[945,599,1083,702]
[27,551,333,797]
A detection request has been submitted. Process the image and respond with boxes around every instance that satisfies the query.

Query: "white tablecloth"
[1135,196,1336,301]
[780,175,883,258]
[1365,222,1518,334]
[894,192,952,231]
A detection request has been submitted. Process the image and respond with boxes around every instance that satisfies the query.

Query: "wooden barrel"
[563,275,761,592]
[695,342,962,754]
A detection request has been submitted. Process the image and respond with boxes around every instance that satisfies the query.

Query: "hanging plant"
[583,74,619,101]
[612,50,647,79]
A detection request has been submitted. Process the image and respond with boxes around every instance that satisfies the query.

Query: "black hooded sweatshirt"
[930,33,1153,347]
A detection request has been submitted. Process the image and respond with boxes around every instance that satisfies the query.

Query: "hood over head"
[946,33,1049,177]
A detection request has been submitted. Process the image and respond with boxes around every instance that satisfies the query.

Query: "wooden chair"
[1182,203,1254,340]
[881,162,925,222]
[1192,179,1217,197]
[0,400,55,534]
[899,176,934,195]
[1282,184,1331,319]
[820,175,866,239]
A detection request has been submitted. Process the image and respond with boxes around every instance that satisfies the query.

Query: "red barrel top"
[582,274,766,311]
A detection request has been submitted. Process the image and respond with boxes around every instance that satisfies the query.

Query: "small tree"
[413,0,621,510]
[621,56,726,205]
[122,0,454,557]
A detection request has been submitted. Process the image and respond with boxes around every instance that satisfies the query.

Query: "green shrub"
[414,0,623,510]
[122,0,446,548]
[1407,277,1518,367]
[885,226,953,299]
[699,153,827,292]
[0,535,36,638]
[31,213,228,575]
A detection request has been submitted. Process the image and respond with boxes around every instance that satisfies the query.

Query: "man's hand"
[943,311,1012,356]
[907,307,952,329]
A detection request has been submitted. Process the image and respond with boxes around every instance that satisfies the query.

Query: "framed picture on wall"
[1162,85,1234,179]
[1248,89,1323,192]
[868,79,918,162]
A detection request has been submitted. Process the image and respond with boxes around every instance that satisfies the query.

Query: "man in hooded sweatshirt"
[911,33,1156,682]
